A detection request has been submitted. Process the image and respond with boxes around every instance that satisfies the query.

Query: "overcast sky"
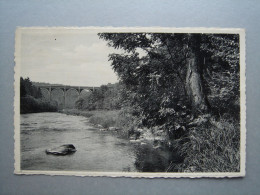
[20,30,120,86]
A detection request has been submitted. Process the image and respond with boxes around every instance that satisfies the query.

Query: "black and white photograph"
[14,27,246,177]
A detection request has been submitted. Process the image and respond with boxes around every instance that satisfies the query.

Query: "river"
[21,112,174,172]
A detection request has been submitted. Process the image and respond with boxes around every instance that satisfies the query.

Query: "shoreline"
[59,109,121,127]
[59,108,129,137]
[60,109,170,148]
[21,109,180,172]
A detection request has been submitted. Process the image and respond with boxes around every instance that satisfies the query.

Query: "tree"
[75,83,123,110]
[20,77,57,113]
[98,33,240,138]
[185,34,209,113]
[98,33,241,172]
[20,77,42,98]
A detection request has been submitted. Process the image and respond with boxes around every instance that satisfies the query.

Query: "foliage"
[98,32,241,172]
[201,34,240,117]
[171,117,240,172]
[99,33,239,125]
[75,83,123,110]
[20,77,57,113]
[20,77,42,98]
[20,96,57,114]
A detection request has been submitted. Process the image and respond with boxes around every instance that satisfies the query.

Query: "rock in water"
[45,144,76,155]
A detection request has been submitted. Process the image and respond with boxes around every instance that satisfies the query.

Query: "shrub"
[20,95,57,114]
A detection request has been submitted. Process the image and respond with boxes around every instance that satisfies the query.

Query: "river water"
[21,112,173,172]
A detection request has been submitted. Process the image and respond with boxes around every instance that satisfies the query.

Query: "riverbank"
[60,109,169,147]
[60,108,124,131]
[59,109,240,172]
[21,112,179,172]
[20,112,139,171]
[59,109,180,171]
[60,109,145,139]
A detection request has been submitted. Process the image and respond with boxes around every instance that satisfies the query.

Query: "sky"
[20,29,120,87]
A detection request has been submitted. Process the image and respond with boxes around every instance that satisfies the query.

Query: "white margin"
[14,27,246,178]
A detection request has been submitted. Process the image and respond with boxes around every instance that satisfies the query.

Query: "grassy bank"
[61,109,240,173]
[60,109,142,139]
[60,109,122,129]
[171,116,240,172]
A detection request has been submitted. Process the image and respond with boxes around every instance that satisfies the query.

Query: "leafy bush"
[20,77,58,113]
[75,83,123,111]
[20,95,57,114]
[20,77,42,98]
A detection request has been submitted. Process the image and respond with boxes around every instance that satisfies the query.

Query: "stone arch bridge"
[36,84,99,109]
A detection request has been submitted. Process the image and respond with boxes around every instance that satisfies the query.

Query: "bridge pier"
[49,86,52,102]
[64,86,66,109]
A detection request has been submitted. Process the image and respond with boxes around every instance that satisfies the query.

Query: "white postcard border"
[14,27,246,178]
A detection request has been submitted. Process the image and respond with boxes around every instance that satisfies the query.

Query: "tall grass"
[60,109,94,117]
[88,110,119,128]
[172,116,240,172]
[62,108,240,172]
[61,108,136,137]
[61,109,122,128]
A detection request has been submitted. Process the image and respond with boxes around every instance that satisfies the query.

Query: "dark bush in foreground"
[20,96,57,114]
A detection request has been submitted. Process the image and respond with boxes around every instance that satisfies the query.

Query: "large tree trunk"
[185,35,209,114]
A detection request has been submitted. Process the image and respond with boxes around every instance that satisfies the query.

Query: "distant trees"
[20,77,42,98]
[20,77,57,113]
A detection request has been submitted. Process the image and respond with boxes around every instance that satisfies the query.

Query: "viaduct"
[35,84,99,108]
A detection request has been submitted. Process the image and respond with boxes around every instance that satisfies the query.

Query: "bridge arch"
[65,88,80,96]
[35,85,100,109]
[79,89,92,97]
[50,88,65,109]
[64,88,80,108]
[39,87,51,101]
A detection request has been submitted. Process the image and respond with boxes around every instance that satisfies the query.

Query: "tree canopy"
[98,33,240,137]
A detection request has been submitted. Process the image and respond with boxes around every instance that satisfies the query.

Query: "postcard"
[14,27,246,177]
